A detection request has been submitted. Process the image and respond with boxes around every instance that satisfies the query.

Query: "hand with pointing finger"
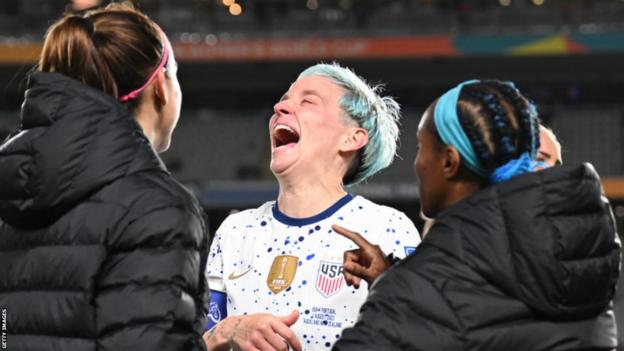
[332,224,393,289]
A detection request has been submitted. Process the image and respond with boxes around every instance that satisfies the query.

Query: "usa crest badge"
[316,261,344,297]
[267,255,299,294]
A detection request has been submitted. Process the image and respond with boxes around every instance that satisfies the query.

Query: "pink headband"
[118,30,170,103]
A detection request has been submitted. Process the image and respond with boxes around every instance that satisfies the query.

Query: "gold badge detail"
[267,255,299,294]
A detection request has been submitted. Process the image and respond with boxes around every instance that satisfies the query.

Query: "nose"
[273,100,292,116]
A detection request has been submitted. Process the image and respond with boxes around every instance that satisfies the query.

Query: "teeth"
[275,124,294,133]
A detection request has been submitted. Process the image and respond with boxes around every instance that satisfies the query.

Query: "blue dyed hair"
[298,63,401,186]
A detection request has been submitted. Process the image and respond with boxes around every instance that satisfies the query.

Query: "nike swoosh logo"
[228,268,253,280]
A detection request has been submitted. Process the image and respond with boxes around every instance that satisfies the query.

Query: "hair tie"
[489,152,537,184]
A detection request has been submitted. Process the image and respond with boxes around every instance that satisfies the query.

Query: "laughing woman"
[203,63,421,351]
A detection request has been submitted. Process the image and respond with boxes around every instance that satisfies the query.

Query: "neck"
[133,100,159,151]
[440,179,484,215]
[276,172,347,218]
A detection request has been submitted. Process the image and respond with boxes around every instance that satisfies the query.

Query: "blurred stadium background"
[0,0,623,345]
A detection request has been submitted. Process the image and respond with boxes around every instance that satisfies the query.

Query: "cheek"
[268,115,276,134]
[414,152,426,179]
[174,84,182,105]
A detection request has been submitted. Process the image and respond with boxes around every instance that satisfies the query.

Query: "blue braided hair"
[298,62,401,185]
[455,80,540,181]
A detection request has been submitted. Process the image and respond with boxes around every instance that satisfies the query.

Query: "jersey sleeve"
[379,209,421,260]
[205,221,227,293]
[205,290,227,331]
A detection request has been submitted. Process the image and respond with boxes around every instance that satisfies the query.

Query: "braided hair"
[455,80,540,174]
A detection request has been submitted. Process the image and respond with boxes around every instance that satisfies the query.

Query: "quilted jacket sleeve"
[95,202,209,351]
[333,260,463,351]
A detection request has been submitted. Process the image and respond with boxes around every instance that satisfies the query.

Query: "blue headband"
[434,80,487,176]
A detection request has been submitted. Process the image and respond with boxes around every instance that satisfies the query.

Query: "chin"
[154,139,171,154]
[420,204,440,219]
[269,159,288,176]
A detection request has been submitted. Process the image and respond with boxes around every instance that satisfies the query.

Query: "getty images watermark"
[1,307,6,349]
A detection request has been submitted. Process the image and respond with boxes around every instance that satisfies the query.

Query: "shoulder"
[349,195,417,232]
[370,248,463,322]
[97,171,207,248]
[351,196,410,219]
[216,201,275,234]
[100,170,203,217]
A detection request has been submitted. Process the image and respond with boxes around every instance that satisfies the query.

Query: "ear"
[441,145,462,179]
[152,71,169,107]
[339,127,369,153]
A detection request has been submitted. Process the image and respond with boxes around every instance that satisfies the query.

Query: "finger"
[252,335,281,351]
[343,269,361,287]
[278,310,299,327]
[243,344,262,351]
[272,318,302,351]
[264,330,290,351]
[343,250,361,264]
[343,260,370,279]
[235,339,262,351]
[342,261,362,288]
[333,224,373,249]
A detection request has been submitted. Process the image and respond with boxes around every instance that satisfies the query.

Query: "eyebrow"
[538,150,552,160]
[300,90,322,99]
[279,90,323,102]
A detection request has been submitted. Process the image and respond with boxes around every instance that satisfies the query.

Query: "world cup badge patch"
[316,261,344,298]
[208,302,221,324]
[267,255,299,294]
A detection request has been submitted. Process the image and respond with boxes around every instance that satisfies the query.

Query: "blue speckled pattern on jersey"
[206,195,421,351]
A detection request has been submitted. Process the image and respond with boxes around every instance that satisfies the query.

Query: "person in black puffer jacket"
[0,3,209,351]
[333,80,620,351]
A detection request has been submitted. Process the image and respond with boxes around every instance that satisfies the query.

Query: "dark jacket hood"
[0,72,167,228]
[427,163,621,320]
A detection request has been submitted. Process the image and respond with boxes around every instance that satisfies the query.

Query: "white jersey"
[206,194,420,351]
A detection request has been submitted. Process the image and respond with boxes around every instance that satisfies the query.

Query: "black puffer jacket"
[335,164,620,351]
[0,72,209,351]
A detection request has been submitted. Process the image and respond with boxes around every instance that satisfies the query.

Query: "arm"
[206,290,228,331]
[96,205,208,351]
[202,217,302,351]
[333,264,462,351]
[204,310,301,351]
[202,223,237,350]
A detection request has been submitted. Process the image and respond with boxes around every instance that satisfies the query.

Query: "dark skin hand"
[332,224,393,289]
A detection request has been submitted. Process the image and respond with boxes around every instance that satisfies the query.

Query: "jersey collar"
[272,193,354,226]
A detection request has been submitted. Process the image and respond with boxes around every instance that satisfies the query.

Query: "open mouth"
[273,124,300,148]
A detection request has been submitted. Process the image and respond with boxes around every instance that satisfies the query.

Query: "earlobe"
[340,128,369,153]
[442,146,461,179]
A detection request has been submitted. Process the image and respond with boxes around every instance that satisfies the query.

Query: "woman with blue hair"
[203,63,420,351]
[333,80,620,350]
